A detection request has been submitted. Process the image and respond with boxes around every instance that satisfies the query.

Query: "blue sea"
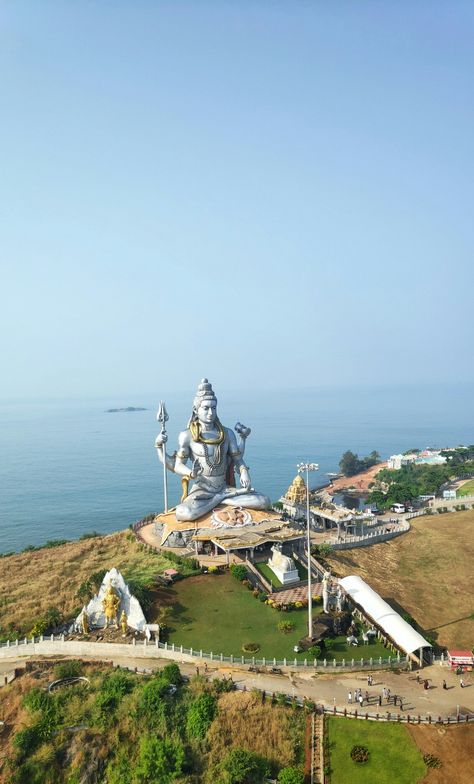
[1,384,473,554]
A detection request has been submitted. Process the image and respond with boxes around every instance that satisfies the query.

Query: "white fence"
[0,635,411,671]
[0,635,455,671]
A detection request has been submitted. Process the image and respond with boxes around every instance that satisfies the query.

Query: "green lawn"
[327,716,426,784]
[458,479,474,497]
[158,573,390,662]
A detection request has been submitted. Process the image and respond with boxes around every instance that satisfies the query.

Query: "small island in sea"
[106,406,147,413]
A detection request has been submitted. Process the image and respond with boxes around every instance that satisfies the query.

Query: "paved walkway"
[272,584,323,605]
[3,653,472,719]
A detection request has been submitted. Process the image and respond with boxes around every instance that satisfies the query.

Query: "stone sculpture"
[268,544,299,585]
[155,378,270,521]
[322,571,331,613]
[75,568,147,632]
[79,606,89,634]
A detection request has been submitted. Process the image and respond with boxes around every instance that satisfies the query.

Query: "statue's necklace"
[190,419,225,475]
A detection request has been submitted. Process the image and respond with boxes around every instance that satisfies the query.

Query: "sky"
[1,1,473,400]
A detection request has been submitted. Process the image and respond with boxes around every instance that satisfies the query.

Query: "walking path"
[2,651,472,720]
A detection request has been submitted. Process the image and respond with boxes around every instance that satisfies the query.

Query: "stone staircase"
[310,711,325,784]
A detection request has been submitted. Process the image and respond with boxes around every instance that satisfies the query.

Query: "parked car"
[391,503,406,513]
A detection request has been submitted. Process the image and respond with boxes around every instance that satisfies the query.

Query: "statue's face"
[196,398,217,426]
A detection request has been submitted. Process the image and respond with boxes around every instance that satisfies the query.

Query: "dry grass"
[0,531,174,636]
[0,661,114,783]
[407,724,474,784]
[205,690,304,781]
[326,511,474,648]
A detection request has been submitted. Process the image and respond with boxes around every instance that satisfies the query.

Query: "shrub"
[106,747,133,784]
[350,745,370,763]
[423,754,442,769]
[161,662,182,685]
[30,605,64,637]
[208,565,219,574]
[307,645,321,658]
[22,688,51,713]
[79,531,102,539]
[13,726,43,757]
[258,592,267,602]
[230,564,248,582]
[125,577,154,612]
[322,638,334,652]
[95,670,135,722]
[54,660,83,680]
[278,767,304,784]
[133,735,185,784]
[219,747,270,784]
[242,642,260,653]
[213,677,235,693]
[139,679,169,728]
[186,692,217,738]
[277,620,296,634]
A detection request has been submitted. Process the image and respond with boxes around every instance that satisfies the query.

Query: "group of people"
[347,680,404,710]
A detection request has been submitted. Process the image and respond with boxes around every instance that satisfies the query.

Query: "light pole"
[297,461,319,640]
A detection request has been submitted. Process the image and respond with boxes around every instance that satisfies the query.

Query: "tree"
[278,766,305,784]
[339,451,360,477]
[186,692,217,738]
[219,747,270,784]
[133,736,185,784]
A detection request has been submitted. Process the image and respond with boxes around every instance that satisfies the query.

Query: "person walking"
[460,678,465,688]
[393,694,398,707]
[358,693,364,708]
[348,690,352,704]
[442,679,447,690]
[378,694,382,707]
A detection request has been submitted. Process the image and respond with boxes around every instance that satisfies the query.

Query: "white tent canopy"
[340,575,432,655]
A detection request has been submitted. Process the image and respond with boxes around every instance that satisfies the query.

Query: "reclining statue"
[155,378,270,521]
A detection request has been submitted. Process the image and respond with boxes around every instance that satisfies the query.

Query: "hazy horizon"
[2,1,473,398]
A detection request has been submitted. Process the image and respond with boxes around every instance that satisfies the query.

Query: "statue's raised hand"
[190,458,203,480]
[155,433,168,449]
[239,467,251,490]
[235,422,251,440]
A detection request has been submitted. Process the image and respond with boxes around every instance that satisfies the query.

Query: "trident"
[157,401,169,513]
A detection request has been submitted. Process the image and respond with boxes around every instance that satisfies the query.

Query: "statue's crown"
[193,378,217,408]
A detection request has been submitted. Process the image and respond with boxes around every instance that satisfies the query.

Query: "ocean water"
[1,384,473,554]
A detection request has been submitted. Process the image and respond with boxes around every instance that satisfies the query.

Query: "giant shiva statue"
[155,379,270,521]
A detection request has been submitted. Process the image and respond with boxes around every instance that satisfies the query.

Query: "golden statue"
[120,610,127,634]
[102,581,120,627]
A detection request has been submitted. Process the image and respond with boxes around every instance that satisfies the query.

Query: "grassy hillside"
[0,531,196,640]
[326,511,474,649]
[0,660,306,784]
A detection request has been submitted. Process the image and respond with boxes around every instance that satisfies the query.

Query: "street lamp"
[297,461,319,640]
